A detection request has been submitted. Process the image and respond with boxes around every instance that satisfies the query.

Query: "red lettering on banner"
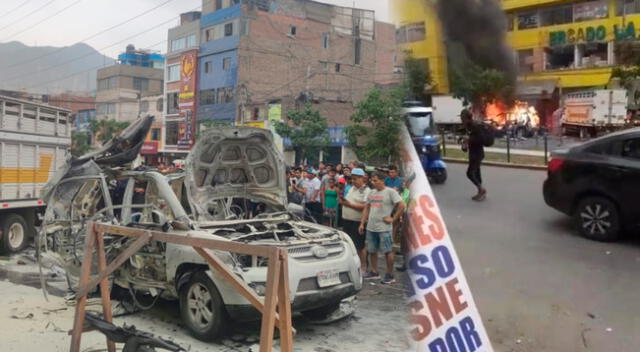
[425,285,453,329]
[445,278,468,314]
[420,195,446,240]
[408,203,432,250]
[408,300,432,340]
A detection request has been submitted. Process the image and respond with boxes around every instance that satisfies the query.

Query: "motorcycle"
[404,104,448,184]
[414,135,447,184]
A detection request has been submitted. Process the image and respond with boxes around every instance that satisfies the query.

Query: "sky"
[0,0,390,58]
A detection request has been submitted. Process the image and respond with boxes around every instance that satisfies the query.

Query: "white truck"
[0,95,71,253]
[431,95,466,131]
[562,89,628,138]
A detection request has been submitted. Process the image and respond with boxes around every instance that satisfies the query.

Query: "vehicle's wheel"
[575,197,621,242]
[430,169,447,184]
[179,271,226,341]
[1,214,28,254]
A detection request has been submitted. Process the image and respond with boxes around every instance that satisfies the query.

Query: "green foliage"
[403,50,432,103]
[71,131,91,157]
[346,88,404,163]
[450,61,514,111]
[90,119,130,144]
[273,104,330,162]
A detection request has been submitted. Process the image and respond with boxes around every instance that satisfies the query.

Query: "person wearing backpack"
[460,109,487,201]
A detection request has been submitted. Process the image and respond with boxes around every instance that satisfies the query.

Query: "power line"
[1,0,84,42]
[0,0,37,21]
[2,9,190,84]
[0,0,58,32]
[3,0,180,71]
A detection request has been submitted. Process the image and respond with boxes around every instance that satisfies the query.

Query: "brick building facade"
[195,0,401,163]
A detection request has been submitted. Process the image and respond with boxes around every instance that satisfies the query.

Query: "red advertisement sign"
[178,50,198,149]
[141,141,158,155]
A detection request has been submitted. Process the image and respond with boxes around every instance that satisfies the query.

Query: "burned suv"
[40,117,362,341]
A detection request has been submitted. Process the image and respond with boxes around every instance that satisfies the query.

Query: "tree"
[273,104,330,165]
[403,50,432,103]
[90,119,130,145]
[71,131,91,157]
[450,61,515,114]
[346,88,404,163]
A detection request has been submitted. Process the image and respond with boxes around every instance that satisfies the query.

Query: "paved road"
[432,163,640,352]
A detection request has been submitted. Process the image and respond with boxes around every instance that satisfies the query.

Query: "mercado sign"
[399,127,493,352]
[550,21,640,46]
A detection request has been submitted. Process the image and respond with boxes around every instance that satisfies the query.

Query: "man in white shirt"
[340,168,370,273]
[295,168,322,223]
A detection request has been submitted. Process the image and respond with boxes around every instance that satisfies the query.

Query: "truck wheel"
[575,196,621,242]
[179,271,226,341]
[1,214,28,254]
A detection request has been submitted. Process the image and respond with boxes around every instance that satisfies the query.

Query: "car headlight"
[249,282,266,296]
[338,231,357,256]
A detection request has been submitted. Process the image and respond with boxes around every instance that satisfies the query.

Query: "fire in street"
[485,101,540,128]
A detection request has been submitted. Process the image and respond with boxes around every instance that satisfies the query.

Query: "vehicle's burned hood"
[41,115,154,201]
[73,115,154,167]
[185,127,287,215]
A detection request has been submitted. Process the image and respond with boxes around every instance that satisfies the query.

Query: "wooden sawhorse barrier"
[69,221,294,352]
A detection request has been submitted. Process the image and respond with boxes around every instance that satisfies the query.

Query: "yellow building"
[392,0,640,93]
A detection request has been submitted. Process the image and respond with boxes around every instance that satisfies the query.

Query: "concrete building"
[196,0,401,163]
[162,11,202,162]
[95,45,165,123]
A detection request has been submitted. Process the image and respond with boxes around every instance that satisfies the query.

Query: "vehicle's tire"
[1,214,29,254]
[302,302,341,320]
[179,271,226,341]
[430,169,447,184]
[575,196,621,242]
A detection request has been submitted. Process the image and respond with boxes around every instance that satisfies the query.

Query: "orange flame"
[485,101,540,128]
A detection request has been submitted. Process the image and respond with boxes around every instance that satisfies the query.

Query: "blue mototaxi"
[404,104,448,184]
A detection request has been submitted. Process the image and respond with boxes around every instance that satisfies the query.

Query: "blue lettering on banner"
[409,245,456,292]
[428,316,483,352]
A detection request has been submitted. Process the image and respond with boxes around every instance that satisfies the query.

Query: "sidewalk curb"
[443,157,547,171]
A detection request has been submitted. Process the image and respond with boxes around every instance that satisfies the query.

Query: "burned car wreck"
[39,116,363,341]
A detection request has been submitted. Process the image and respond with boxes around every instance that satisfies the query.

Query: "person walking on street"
[340,168,370,273]
[295,169,322,223]
[359,172,405,284]
[461,109,487,201]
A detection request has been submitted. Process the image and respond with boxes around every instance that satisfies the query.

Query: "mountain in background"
[0,41,115,94]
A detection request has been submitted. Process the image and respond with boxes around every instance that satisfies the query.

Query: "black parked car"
[543,128,640,241]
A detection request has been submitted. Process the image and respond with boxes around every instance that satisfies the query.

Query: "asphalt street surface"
[433,163,640,352]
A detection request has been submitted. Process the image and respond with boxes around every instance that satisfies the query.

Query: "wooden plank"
[95,230,116,352]
[93,223,273,257]
[75,232,152,298]
[277,249,294,352]
[259,256,281,352]
[193,247,282,326]
[69,225,97,352]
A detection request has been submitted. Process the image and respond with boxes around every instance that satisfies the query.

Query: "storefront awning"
[516,79,558,99]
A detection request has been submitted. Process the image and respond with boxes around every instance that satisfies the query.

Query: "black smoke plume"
[435,0,517,85]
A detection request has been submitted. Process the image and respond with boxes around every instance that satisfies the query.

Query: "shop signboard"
[178,50,198,149]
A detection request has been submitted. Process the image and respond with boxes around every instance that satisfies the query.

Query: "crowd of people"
[287,161,408,285]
